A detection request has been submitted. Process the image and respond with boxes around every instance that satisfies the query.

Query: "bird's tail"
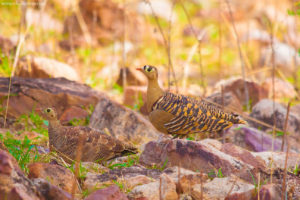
[237,118,248,125]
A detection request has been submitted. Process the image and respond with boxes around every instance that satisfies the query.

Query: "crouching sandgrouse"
[137,65,246,137]
[43,108,137,163]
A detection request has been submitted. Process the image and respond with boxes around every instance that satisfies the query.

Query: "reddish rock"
[218,78,268,107]
[123,86,147,115]
[17,56,80,81]
[205,92,243,113]
[126,175,153,189]
[257,184,281,200]
[28,163,78,193]
[262,78,297,100]
[221,143,267,170]
[59,106,89,125]
[117,68,147,87]
[139,139,254,178]
[0,35,16,55]
[84,185,128,200]
[0,77,102,119]
[0,149,40,200]
[84,166,161,192]
[128,173,178,200]
[89,95,160,147]
[33,178,72,200]
[249,99,300,135]
[191,175,255,200]
[63,0,145,46]
[178,173,208,194]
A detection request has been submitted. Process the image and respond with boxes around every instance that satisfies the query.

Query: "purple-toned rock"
[191,175,255,200]
[33,178,72,200]
[257,184,281,200]
[89,96,160,147]
[0,149,40,199]
[139,139,253,177]
[250,99,300,135]
[215,78,268,107]
[226,125,287,152]
[84,185,128,200]
[221,143,267,170]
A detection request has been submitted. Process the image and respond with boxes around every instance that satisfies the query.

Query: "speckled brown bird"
[137,65,246,137]
[43,108,137,162]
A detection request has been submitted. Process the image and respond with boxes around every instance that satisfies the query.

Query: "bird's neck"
[147,78,164,112]
[48,119,62,142]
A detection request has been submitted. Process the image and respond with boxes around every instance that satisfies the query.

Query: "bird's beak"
[136,68,142,71]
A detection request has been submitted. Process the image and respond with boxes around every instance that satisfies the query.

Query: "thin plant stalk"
[281,102,291,151]
[224,0,250,111]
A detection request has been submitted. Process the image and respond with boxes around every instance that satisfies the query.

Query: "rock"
[179,194,193,200]
[178,173,208,194]
[85,185,128,200]
[59,106,89,125]
[249,99,300,135]
[116,67,147,87]
[260,42,300,75]
[215,78,268,107]
[226,125,287,152]
[191,175,255,200]
[220,143,267,170]
[26,8,63,32]
[89,96,160,147]
[205,92,243,113]
[137,0,177,22]
[0,149,40,199]
[33,178,72,200]
[262,78,297,100]
[123,86,148,115]
[28,163,78,193]
[163,166,202,183]
[291,104,300,118]
[251,151,300,169]
[160,173,178,200]
[257,184,281,200]
[83,166,161,192]
[0,77,102,119]
[0,35,16,56]
[81,162,109,174]
[139,139,254,179]
[17,56,80,81]
[128,181,159,200]
[128,173,178,200]
[126,175,153,189]
[63,0,145,46]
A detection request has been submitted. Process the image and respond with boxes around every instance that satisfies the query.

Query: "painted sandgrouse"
[43,108,137,162]
[137,65,246,137]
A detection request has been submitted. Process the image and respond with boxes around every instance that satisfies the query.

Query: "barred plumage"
[137,65,246,137]
[153,92,246,135]
[42,108,137,163]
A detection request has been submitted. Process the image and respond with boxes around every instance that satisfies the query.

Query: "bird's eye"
[147,66,152,72]
[47,108,51,113]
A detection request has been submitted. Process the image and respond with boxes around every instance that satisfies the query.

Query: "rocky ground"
[0,0,299,199]
[0,75,300,200]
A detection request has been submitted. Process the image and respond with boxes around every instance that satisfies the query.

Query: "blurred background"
[0,0,299,111]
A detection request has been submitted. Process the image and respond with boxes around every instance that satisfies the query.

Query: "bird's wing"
[61,126,137,161]
[153,93,236,134]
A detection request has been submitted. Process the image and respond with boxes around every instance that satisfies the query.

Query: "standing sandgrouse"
[42,108,137,162]
[137,65,246,137]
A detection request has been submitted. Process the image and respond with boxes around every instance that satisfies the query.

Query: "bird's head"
[43,107,58,120]
[136,65,158,80]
